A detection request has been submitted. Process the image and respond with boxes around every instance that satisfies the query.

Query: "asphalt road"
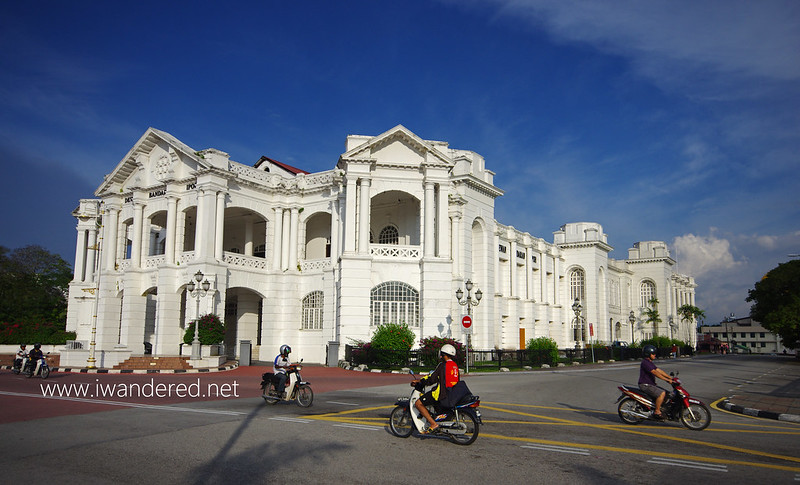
[0,356,797,484]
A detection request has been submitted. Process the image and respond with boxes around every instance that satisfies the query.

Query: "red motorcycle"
[616,373,711,431]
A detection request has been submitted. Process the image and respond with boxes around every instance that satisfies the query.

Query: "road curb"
[1,362,239,374]
[719,399,800,423]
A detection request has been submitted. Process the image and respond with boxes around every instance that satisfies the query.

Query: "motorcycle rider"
[411,343,469,433]
[28,343,44,377]
[273,345,292,397]
[14,344,28,372]
[639,344,674,420]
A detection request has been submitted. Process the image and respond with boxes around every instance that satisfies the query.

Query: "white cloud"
[672,232,741,278]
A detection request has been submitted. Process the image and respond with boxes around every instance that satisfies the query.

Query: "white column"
[358,178,371,254]
[74,229,86,281]
[244,218,253,256]
[86,228,98,283]
[540,253,548,303]
[525,247,532,300]
[214,191,225,260]
[104,207,119,271]
[424,181,435,258]
[494,233,501,291]
[509,240,517,297]
[132,202,144,268]
[344,178,357,253]
[272,207,284,270]
[289,206,299,269]
[330,199,340,264]
[436,183,450,258]
[451,213,462,276]
[281,208,291,270]
[165,196,177,265]
[553,257,560,304]
[194,190,205,260]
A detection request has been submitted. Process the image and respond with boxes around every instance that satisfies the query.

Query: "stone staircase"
[113,356,193,371]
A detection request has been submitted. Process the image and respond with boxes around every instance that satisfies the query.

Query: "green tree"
[526,336,559,366]
[643,298,662,335]
[0,245,73,323]
[677,304,706,325]
[746,260,800,350]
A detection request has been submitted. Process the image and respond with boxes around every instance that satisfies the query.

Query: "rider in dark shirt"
[638,345,674,419]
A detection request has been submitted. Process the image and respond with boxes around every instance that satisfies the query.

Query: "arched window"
[569,268,585,302]
[301,291,323,330]
[640,281,656,308]
[370,281,419,327]
[378,225,399,245]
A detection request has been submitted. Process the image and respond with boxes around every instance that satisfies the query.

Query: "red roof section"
[254,156,310,175]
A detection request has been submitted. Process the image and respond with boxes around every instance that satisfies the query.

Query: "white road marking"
[269,416,312,424]
[648,457,728,472]
[0,390,245,416]
[333,423,383,431]
[521,444,590,456]
[326,401,360,406]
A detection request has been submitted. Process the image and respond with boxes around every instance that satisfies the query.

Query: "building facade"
[65,125,697,367]
[698,317,785,354]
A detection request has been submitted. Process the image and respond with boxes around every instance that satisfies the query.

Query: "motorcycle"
[22,353,52,379]
[616,372,711,431]
[389,371,482,445]
[11,357,26,375]
[260,363,313,407]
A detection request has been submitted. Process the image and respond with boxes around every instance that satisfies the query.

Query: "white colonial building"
[64,125,697,367]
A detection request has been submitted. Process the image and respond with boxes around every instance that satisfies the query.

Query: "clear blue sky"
[1,0,798,326]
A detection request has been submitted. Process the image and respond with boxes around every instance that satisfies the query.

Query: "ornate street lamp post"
[572,297,583,348]
[187,270,211,360]
[628,310,636,344]
[455,279,482,374]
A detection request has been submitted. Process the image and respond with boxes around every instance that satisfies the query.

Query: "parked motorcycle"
[389,371,482,445]
[616,372,711,431]
[260,363,313,407]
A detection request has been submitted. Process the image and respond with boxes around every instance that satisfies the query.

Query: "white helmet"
[440,344,457,357]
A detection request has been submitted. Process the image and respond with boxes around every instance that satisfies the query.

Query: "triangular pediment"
[340,125,452,168]
[96,128,208,196]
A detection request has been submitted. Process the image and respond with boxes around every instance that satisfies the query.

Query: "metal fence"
[344,344,693,370]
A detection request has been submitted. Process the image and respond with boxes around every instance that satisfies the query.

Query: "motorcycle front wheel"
[41,366,50,379]
[680,402,711,431]
[261,383,278,405]
[389,405,414,438]
[617,397,646,424]
[296,384,313,408]
[450,411,479,445]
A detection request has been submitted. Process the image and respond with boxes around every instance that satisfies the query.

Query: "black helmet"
[34,343,41,350]
[20,344,26,348]
[642,345,656,357]
[280,344,291,356]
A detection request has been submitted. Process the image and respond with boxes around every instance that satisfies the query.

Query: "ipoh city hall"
[63,125,697,368]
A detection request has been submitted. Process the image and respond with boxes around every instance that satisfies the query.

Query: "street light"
[455,279,482,373]
[187,270,211,360]
[628,310,636,343]
[572,297,583,348]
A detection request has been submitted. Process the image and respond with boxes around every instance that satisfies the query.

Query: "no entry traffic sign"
[462,315,472,328]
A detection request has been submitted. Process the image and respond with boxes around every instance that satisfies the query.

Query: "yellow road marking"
[307,402,800,471]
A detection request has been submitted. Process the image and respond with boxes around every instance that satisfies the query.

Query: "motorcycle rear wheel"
[450,411,479,445]
[296,384,313,407]
[261,383,279,405]
[618,397,646,424]
[389,405,413,438]
[680,402,711,431]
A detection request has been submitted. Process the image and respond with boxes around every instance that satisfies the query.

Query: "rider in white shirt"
[15,344,28,371]
[273,345,292,396]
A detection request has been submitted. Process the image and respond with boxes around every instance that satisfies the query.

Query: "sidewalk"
[717,356,800,423]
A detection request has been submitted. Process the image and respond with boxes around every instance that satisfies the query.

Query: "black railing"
[344,344,693,370]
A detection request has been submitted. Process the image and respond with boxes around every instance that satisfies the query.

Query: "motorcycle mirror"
[670,372,674,377]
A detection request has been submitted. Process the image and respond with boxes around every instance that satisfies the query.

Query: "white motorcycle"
[260,363,313,407]
[389,371,482,445]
